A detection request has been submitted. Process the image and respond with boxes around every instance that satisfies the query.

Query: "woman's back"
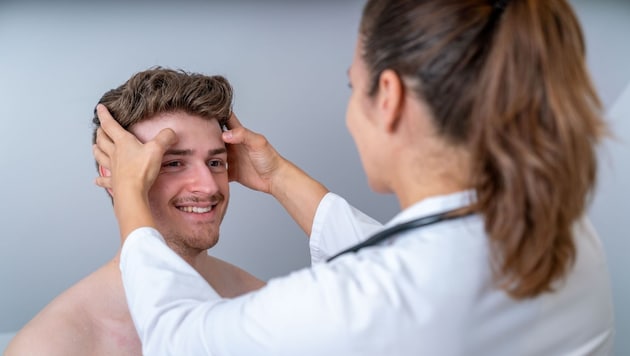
[312,192,614,355]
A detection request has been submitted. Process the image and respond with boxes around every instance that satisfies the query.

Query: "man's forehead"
[130,112,222,141]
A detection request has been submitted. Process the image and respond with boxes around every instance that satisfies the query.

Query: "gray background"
[0,0,627,354]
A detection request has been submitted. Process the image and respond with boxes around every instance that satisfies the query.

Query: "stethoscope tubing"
[326,208,474,262]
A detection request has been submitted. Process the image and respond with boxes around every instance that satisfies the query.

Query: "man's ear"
[375,69,404,133]
[98,165,114,197]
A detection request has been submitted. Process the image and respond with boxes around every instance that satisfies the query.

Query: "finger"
[223,113,269,149]
[225,125,267,151]
[223,123,257,145]
[225,112,243,130]
[153,128,178,151]
[93,144,111,170]
[222,126,240,144]
[222,113,241,143]
[95,127,115,155]
[94,176,112,189]
[96,104,129,142]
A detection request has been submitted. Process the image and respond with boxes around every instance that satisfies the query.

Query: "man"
[6,68,264,356]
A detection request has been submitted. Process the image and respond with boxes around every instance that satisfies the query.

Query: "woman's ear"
[98,165,114,197]
[375,69,404,133]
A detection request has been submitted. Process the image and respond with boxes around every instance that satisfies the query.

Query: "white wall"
[0,0,397,337]
[0,332,16,354]
[571,1,630,354]
[597,82,630,355]
[0,0,627,354]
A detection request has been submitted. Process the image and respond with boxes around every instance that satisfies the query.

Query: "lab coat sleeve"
[120,226,409,356]
[120,227,223,355]
[310,192,384,263]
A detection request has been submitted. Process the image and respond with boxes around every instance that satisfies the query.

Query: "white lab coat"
[120,191,614,355]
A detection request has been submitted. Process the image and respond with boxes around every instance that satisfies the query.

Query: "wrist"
[268,158,297,198]
[266,158,328,236]
[113,187,155,242]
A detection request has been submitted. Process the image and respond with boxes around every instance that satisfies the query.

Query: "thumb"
[222,126,245,145]
[154,128,178,150]
[222,112,246,144]
[226,112,243,130]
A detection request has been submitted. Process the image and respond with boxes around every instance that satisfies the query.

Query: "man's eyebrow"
[163,148,227,156]
[164,149,192,156]
[208,148,227,156]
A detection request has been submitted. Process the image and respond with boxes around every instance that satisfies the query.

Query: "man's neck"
[164,241,209,270]
[113,238,208,271]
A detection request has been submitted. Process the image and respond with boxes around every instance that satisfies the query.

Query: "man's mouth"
[177,205,214,214]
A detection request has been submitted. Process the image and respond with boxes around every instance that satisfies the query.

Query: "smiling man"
[129,110,230,264]
[6,68,265,356]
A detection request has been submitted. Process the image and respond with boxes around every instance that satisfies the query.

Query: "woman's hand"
[222,113,286,195]
[93,104,178,241]
[222,113,329,236]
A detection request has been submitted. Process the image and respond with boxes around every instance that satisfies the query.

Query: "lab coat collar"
[386,190,476,228]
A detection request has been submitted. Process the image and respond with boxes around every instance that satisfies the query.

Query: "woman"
[94,0,614,354]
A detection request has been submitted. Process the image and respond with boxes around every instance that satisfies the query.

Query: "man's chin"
[162,232,219,254]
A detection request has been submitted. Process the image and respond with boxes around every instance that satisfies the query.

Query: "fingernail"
[222,131,232,140]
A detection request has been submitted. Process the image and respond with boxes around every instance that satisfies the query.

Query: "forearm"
[269,160,328,236]
[114,186,156,241]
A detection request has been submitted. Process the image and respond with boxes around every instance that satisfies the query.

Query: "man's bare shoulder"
[5,277,96,356]
[5,261,136,356]
[202,255,266,297]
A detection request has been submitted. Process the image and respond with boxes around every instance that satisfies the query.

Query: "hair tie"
[493,0,509,13]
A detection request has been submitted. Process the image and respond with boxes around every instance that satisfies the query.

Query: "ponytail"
[469,0,606,298]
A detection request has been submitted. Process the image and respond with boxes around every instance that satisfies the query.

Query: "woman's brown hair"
[360,0,606,298]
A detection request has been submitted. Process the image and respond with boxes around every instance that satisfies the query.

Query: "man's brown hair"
[92,67,233,145]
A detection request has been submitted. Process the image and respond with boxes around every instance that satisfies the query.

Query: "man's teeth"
[178,206,212,213]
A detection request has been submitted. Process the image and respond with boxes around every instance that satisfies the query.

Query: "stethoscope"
[327,208,474,262]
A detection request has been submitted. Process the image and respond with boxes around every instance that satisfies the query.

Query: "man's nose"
[186,163,220,194]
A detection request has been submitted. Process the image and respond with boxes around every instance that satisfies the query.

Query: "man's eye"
[163,161,182,168]
[207,159,227,172]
